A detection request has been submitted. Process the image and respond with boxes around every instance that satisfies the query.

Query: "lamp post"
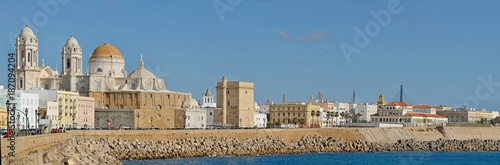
[25,108,28,129]
[35,109,39,134]
[136,112,141,129]
[17,114,20,136]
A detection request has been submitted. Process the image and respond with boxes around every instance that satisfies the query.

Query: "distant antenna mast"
[400,85,403,102]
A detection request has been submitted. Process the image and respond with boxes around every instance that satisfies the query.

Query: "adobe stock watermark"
[213,0,244,22]
[6,0,71,49]
[339,0,407,63]
[455,74,500,109]
[146,64,170,79]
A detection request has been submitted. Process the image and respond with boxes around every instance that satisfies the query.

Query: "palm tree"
[340,112,345,126]
[333,112,339,127]
[292,118,298,127]
[326,112,332,127]
[310,111,315,128]
[315,111,321,127]
[299,118,305,128]
[356,113,362,123]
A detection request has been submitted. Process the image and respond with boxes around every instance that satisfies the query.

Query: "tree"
[316,111,321,127]
[299,118,305,128]
[311,111,316,128]
[326,112,332,127]
[356,113,362,123]
[292,118,298,125]
[333,112,339,127]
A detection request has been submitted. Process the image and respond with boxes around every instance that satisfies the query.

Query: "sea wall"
[69,128,366,142]
[2,127,500,165]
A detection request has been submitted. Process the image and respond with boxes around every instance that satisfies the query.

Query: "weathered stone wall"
[1,132,73,160]
[94,108,135,129]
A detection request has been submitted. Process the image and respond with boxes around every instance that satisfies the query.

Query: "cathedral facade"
[15,25,191,128]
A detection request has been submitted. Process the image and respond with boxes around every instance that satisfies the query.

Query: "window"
[96,68,102,72]
[209,112,212,116]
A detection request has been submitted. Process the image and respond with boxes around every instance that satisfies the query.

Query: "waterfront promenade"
[2,126,500,164]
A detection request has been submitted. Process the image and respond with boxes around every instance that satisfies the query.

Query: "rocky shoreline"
[9,135,500,165]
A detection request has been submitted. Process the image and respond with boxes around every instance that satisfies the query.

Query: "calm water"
[122,152,500,165]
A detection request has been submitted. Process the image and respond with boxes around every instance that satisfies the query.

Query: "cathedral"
[15,25,192,128]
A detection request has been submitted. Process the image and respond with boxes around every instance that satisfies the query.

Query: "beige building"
[77,96,95,128]
[371,101,447,126]
[28,89,79,128]
[437,110,493,123]
[39,100,58,128]
[0,108,7,129]
[413,105,436,114]
[57,91,79,128]
[215,77,255,128]
[269,102,322,128]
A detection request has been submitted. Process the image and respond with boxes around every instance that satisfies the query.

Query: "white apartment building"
[254,112,267,128]
[0,90,40,129]
[355,103,378,122]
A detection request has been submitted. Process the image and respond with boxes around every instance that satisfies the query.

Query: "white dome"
[66,35,79,46]
[182,97,200,108]
[20,25,35,37]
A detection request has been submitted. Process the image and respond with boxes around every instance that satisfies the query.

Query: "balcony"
[59,110,63,114]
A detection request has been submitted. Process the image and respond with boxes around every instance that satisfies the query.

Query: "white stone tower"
[61,35,83,91]
[15,25,40,90]
[201,88,216,108]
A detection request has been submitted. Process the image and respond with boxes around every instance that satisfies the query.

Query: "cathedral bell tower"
[15,25,40,90]
[61,35,83,91]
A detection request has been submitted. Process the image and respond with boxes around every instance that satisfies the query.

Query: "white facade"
[356,103,378,122]
[333,102,348,125]
[183,98,207,129]
[492,111,499,119]
[254,112,267,128]
[201,88,216,108]
[40,100,58,128]
[5,91,40,129]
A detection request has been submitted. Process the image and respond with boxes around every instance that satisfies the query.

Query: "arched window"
[19,78,23,88]
[66,58,71,68]
[96,68,102,72]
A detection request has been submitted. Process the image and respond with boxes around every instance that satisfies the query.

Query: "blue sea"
[122,152,500,165]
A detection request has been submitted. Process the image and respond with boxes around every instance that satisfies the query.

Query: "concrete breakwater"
[9,135,500,165]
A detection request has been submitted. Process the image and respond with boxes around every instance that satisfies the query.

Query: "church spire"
[139,54,144,68]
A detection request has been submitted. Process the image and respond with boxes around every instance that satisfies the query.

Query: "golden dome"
[90,43,123,59]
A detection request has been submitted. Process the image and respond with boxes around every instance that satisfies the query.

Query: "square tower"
[216,77,255,128]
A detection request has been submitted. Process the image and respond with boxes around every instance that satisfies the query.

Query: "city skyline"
[1,1,500,110]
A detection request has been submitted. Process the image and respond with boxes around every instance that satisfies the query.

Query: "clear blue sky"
[1,0,500,110]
